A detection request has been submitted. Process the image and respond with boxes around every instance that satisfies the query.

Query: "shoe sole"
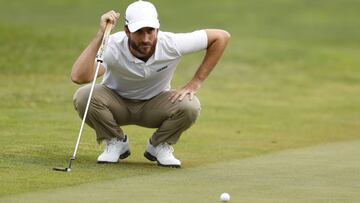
[119,150,131,160]
[144,151,157,162]
[97,150,131,164]
[144,151,181,168]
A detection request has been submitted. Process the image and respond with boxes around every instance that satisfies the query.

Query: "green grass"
[1,140,359,203]
[0,0,360,201]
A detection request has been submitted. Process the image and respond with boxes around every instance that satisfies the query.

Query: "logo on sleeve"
[156,65,168,72]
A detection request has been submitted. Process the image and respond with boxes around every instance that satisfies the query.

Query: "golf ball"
[67,168,72,172]
[220,193,230,202]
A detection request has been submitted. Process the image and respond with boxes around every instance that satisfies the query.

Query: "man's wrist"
[96,29,105,39]
[191,76,204,84]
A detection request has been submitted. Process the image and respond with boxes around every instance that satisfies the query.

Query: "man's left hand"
[169,79,202,103]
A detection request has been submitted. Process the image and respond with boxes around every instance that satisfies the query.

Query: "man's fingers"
[169,90,195,103]
[100,10,120,30]
[110,11,120,22]
[189,92,194,101]
[178,92,187,101]
[108,12,118,24]
[170,92,181,103]
[169,90,185,103]
[168,91,177,101]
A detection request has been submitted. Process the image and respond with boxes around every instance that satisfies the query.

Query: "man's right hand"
[100,10,120,34]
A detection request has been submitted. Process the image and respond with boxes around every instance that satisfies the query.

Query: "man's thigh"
[138,91,201,128]
[73,84,131,125]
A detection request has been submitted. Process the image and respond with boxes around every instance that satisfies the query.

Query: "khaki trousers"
[73,85,201,146]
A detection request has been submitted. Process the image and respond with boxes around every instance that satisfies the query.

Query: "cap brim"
[128,20,160,33]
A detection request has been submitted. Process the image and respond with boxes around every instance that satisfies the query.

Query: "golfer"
[71,0,230,168]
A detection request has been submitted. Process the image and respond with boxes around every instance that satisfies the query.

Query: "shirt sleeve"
[172,30,208,56]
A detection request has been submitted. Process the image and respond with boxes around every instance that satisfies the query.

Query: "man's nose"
[142,33,151,43]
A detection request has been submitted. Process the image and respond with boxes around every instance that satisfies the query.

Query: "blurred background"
[0,0,359,197]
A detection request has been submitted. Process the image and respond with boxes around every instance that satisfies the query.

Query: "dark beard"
[129,39,153,55]
[128,38,157,62]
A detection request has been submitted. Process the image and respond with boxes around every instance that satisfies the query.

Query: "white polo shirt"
[101,30,208,100]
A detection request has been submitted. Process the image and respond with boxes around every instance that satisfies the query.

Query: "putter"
[53,22,113,172]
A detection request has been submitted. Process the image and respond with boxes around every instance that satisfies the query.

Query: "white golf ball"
[67,168,72,172]
[220,193,230,202]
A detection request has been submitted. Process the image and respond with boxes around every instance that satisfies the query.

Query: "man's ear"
[124,26,130,36]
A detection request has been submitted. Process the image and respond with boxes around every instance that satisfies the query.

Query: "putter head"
[53,167,71,172]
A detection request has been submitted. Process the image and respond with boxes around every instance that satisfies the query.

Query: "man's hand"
[99,10,120,33]
[169,79,202,103]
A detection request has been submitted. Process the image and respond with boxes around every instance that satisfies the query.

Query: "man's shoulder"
[158,30,175,37]
[156,31,181,57]
[157,31,176,42]
[158,30,207,46]
[156,30,207,56]
[109,31,127,43]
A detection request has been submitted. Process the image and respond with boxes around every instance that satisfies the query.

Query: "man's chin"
[139,48,152,55]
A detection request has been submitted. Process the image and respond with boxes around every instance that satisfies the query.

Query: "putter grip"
[96,23,113,62]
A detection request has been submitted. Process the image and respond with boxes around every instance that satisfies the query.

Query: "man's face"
[126,27,158,59]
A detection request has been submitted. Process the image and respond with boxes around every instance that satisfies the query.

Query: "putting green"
[1,140,359,203]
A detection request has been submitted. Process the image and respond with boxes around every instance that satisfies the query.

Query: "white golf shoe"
[97,136,130,164]
[144,141,181,168]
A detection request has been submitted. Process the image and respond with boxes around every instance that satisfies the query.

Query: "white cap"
[125,0,160,33]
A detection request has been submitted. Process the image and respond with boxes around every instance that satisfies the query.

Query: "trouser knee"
[150,96,201,146]
[177,96,201,124]
[73,85,91,117]
[73,85,105,118]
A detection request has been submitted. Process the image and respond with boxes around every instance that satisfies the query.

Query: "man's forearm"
[71,30,104,84]
[191,29,230,84]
